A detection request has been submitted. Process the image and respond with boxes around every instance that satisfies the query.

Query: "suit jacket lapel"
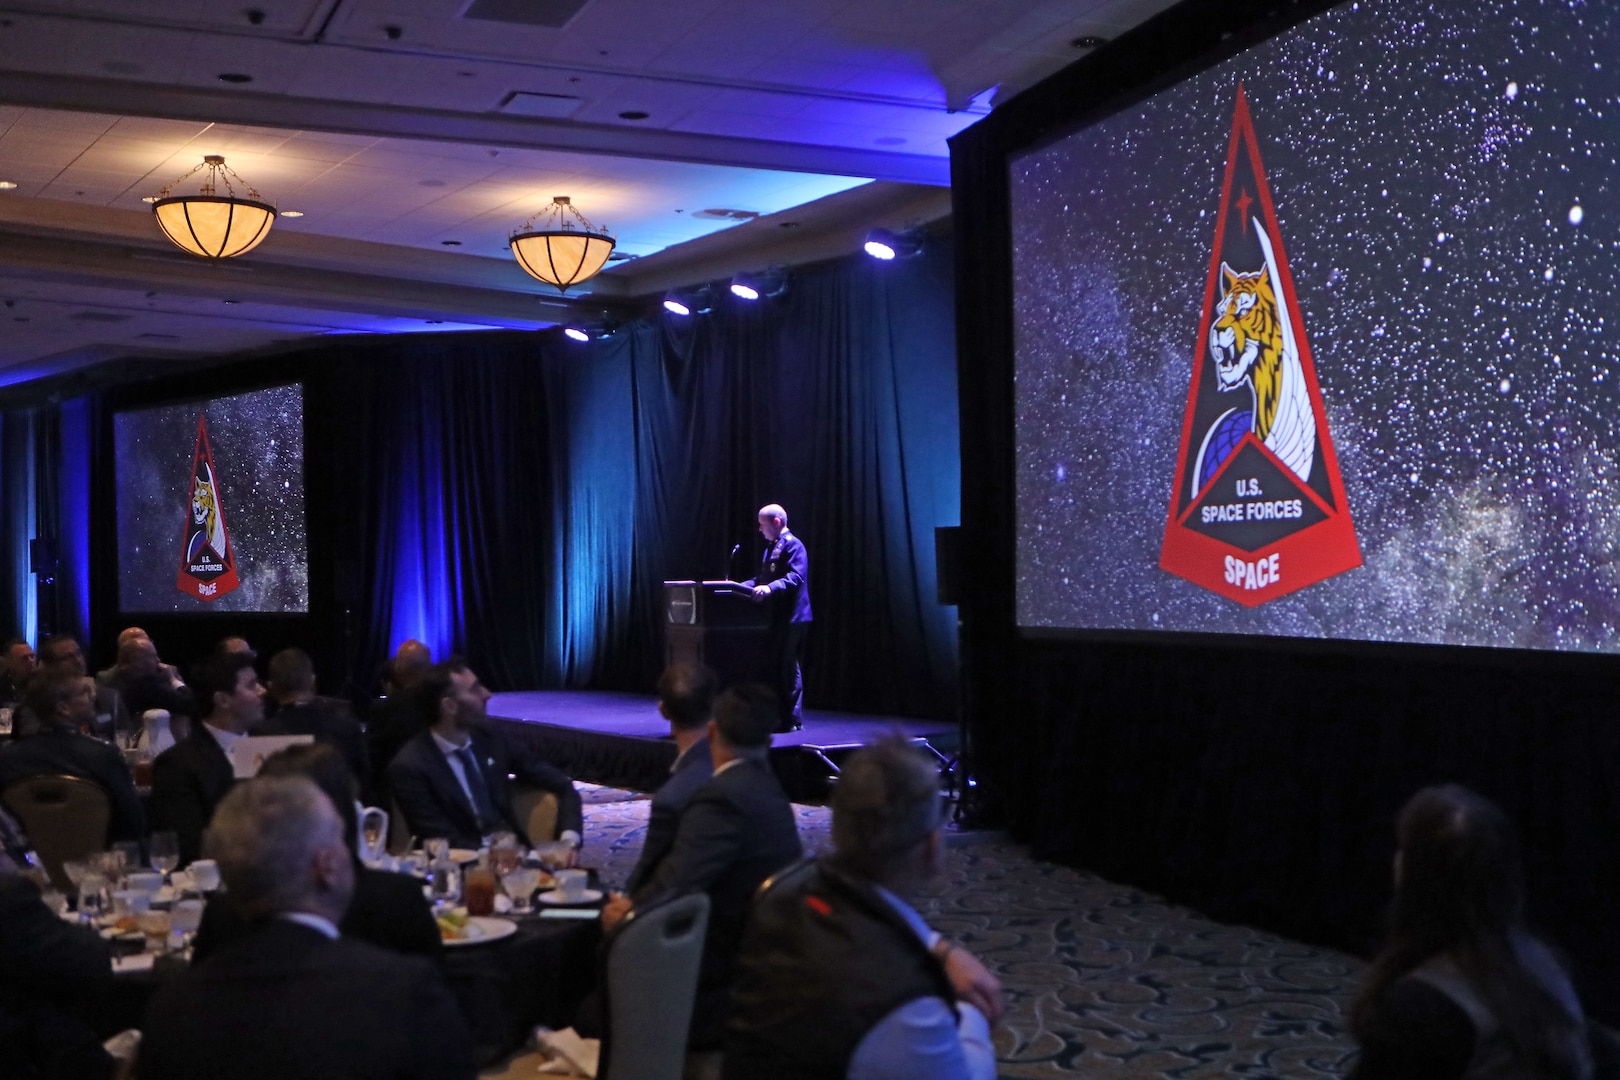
[422,735,482,834]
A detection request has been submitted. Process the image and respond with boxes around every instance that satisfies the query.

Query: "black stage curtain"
[951,0,1619,1022]
[294,241,959,717]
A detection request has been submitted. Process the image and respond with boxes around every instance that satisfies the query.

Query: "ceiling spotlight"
[0,180,17,190]
[663,286,713,317]
[510,195,616,292]
[863,227,922,261]
[149,155,275,259]
[563,326,590,342]
[730,270,786,301]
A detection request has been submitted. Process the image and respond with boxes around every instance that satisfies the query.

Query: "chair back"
[512,786,559,844]
[0,774,113,891]
[602,892,710,1080]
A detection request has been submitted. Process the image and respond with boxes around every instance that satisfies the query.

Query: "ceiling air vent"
[693,209,760,221]
[499,91,584,119]
[462,0,591,29]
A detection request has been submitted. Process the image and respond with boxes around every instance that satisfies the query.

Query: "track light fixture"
[729,270,787,301]
[863,227,922,261]
[663,286,714,317]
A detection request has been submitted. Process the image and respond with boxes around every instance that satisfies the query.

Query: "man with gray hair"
[136,775,475,1080]
[724,735,1001,1079]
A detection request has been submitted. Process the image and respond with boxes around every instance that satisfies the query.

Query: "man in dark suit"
[0,671,146,844]
[1,843,118,1080]
[0,637,35,708]
[258,647,373,803]
[624,662,718,895]
[137,773,475,1080]
[741,503,812,732]
[37,636,129,743]
[192,743,440,964]
[149,652,264,865]
[387,658,582,851]
[602,684,803,1048]
[365,639,434,795]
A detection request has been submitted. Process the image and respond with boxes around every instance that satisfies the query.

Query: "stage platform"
[489,690,957,804]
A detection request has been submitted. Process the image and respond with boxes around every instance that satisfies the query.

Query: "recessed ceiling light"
[218,72,253,83]
[279,209,303,217]
[141,195,157,203]
[1070,35,1109,49]
[223,299,239,305]
[0,181,16,190]
[441,240,462,246]
[618,110,649,121]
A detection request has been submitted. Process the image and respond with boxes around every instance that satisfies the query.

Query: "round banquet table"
[104,903,602,1068]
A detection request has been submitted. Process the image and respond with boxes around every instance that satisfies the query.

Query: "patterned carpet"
[577,784,1364,1079]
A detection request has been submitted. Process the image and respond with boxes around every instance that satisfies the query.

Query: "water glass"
[78,870,110,920]
[170,898,204,948]
[489,832,520,875]
[502,865,542,915]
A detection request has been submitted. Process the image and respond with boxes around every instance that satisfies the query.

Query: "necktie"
[457,746,499,831]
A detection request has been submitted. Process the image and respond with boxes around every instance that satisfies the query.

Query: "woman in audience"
[1351,783,1598,1080]
[192,742,442,962]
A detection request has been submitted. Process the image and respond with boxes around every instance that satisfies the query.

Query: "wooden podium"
[663,580,772,687]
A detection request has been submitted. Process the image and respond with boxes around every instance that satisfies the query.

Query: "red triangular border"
[176,414,241,602]
[1159,84,1360,607]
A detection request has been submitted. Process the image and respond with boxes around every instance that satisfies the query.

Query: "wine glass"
[148,831,180,884]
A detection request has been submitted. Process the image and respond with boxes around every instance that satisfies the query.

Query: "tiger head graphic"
[192,477,217,536]
[1209,263,1285,441]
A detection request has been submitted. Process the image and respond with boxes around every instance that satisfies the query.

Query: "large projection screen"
[1011,0,1620,653]
[114,384,309,614]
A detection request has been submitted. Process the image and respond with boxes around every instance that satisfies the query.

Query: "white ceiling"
[0,0,1176,388]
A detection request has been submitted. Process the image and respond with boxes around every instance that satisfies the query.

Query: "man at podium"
[742,503,811,732]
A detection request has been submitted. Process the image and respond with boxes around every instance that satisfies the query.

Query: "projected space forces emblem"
[1159,85,1359,606]
[176,415,240,601]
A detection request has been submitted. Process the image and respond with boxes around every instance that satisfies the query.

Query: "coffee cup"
[556,868,589,902]
[188,859,221,893]
[126,871,164,895]
[113,889,151,918]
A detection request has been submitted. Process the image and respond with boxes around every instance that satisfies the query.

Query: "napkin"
[533,1027,599,1077]
[112,953,156,974]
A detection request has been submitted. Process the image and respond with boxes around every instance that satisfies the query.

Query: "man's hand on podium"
[751,585,771,600]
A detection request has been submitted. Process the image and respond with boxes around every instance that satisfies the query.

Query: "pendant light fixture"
[150,155,276,259]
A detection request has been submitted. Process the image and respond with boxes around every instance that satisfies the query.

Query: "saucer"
[537,888,603,905]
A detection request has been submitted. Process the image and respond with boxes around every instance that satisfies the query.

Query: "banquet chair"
[600,891,710,1080]
[512,786,559,844]
[0,774,112,891]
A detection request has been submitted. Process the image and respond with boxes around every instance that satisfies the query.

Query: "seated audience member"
[1,842,118,1080]
[37,636,129,743]
[100,633,193,725]
[366,639,434,793]
[149,652,264,865]
[0,671,145,844]
[388,658,582,851]
[215,635,255,663]
[193,743,439,962]
[725,735,1000,1080]
[624,663,719,895]
[0,636,36,708]
[601,684,803,1049]
[258,647,372,802]
[136,775,475,1080]
[1350,784,1600,1080]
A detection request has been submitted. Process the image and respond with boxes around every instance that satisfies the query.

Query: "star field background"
[115,385,308,613]
[1011,0,1620,653]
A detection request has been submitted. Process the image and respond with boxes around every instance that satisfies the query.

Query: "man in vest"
[724,735,1002,1079]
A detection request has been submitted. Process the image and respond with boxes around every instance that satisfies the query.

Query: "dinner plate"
[442,915,517,947]
[537,888,603,906]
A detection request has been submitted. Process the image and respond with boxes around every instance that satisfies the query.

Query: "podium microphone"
[726,544,741,580]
